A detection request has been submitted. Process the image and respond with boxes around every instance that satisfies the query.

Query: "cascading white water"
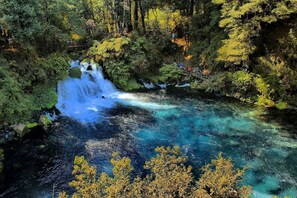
[57,61,121,123]
[57,61,176,123]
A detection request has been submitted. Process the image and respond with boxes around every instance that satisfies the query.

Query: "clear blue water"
[1,65,297,197]
[129,92,297,197]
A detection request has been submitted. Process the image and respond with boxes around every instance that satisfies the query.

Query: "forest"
[1,0,297,125]
[1,0,297,197]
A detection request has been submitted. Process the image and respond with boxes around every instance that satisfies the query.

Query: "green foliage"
[2,0,43,47]
[193,71,278,107]
[188,0,297,108]
[276,102,288,110]
[0,53,68,124]
[255,76,270,97]
[193,72,233,93]
[89,36,135,90]
[232,71,254,93]
[89,35,173,90]
[124,79,143,91]
[145,7,189,34]
[190,0,226,70]
[213,0,297,65]
[0,58,34,124]
[41,53,69,84]
[31,86,58,110]
[26,122,38,129]
[90,37,131,61]
[255,96,275,108]
[60,146,252,198]
[159,64,183,83]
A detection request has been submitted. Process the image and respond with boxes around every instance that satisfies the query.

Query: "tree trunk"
[190,0,195,16]
[134,0,139,31]
[139,0,146,34]
[128,0,133,32]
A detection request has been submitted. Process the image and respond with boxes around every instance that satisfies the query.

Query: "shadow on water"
[0,105,155,198]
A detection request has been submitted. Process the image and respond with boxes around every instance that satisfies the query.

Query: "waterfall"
[141,80,155,89]
[57,61,120,123]
[57,61,176,123]
[157,83,167,89]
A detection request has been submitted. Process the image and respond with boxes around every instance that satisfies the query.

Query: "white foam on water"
[57,61,120,123]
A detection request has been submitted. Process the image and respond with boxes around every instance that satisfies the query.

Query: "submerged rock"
[229,140,240,146]
[12,124,29,138]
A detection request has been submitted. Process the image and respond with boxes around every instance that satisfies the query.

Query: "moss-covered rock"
[26,122,38,129]
[69,67,82,79]
[39,115,52,126]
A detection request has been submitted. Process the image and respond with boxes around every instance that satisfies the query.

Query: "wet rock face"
[0,124,16,143]
[12,124,29,138]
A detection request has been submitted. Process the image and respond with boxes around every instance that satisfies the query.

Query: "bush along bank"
[88,32,185,91]
[190,70,291,110]
[87,33,295,110]
[0,52,71,172]
[188,0,297,110]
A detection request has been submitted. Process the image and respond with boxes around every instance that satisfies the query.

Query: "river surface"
[1,62,297,198]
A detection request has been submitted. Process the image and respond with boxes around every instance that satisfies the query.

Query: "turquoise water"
[1,90,297,197]
[128,91,297,197]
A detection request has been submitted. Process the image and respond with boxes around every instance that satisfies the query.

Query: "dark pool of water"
[1,89,297,197]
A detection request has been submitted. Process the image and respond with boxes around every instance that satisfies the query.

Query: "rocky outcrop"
[12,124,29,138]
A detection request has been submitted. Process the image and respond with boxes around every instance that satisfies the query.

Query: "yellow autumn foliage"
[59,147,252,198]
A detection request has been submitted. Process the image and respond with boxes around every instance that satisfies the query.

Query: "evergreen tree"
[213,0,297,65]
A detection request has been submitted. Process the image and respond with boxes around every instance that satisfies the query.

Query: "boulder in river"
[69,67,82,79]
[13,124,29,138]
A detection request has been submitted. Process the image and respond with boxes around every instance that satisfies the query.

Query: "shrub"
[31,86,58,110]
[194,72,233,93]
[159,64,183,84]
[255,96,275,108]
[59,146,252,198]
[89,35,174,91]
[196,153,252,198]
[0,53,68,124]
[232,71,254,92]
[255,76,270,97]
[275,102,288,110]
[0,59,34,124]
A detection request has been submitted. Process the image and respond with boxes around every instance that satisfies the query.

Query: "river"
[1,62,297,197]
